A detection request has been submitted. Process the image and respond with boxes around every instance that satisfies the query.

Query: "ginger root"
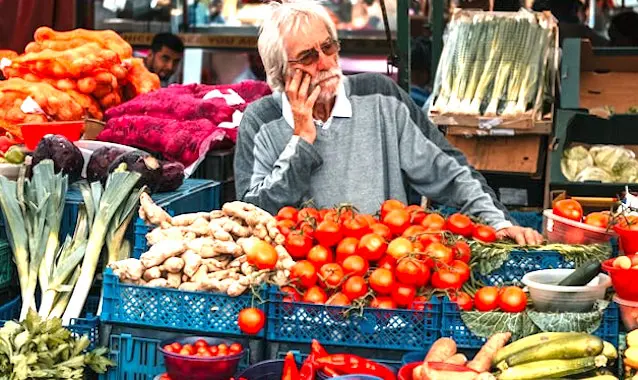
[140,240,187,268]
[139,192,172,227]
[222,201,274,227]
[172,212,210,226]
[109,258,145,282]
[143,267,162,282]
[161,256,185,274]
[166,272,182,288]
[146,227,184,246]
[147,278,169,287]
[181,250,202,277]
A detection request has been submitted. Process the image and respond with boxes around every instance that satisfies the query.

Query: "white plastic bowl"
[522,268,611,312]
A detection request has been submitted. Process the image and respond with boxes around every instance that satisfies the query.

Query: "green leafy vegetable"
[461,310,540,340]
[527,301,608,334]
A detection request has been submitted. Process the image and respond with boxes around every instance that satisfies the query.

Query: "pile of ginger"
[108,195,295,297]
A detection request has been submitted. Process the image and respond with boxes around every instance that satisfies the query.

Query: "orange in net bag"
[34,27,133,60]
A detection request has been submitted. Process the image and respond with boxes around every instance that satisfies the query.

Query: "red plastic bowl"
[398,362,420,380]
[158,337,245,380]
[19,121,84,150]
[614,225,638,254]
[602,256,638,302]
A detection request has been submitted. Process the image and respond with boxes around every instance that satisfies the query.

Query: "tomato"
[218,343,229,356]
[209,346,219,356]
[252,243,278,270]
[369,268,395,295]
[421,213,446,231]
[377,255,397,271]
[307,245,333,270]
[425,242,454,266]
[277,206,298,221]
[383,209,411,236]
[359,214,378,227]
[370,223,392,241]
[445,213,474,237]
[370,296,397,309]
[197,346,210,356]
[449,291,473,311]
[229,343,243,355]
[163,344,175,353]
[194,339,209,349]
[342,255,369,276]
[381,199,406,220]
[285,232,314,259]
[342,275,368,300]
[395,258,428,287]
[276,219,296,237]
[419,233,443,248]
[411,295,428,311]
[565,228,586,244]
[290,260,318,288]
[584,212,610,229]
[297,207,319,223]
[315,220,343,247]
[392,283,416,308]
[387,237,414,260]
[179,347,193,356]
[474,287,500,312]
[281,286,301,302]
[343,215,372,239]
[402,225,426,240]
[318,263,345,288]
[453,241,471,264]
[303,286,328,304]
[357,233,388,262]
[406,205,427,225]
[335,237,360,263]
[498,286,527,313]
[431,269,463,290]
[472,225,497,243]
[238,307,266,335]
[170,342,182,351]
[553,199,583,222]
[327,292,351,306]
[298,221,315,238]
[450,260,471,283]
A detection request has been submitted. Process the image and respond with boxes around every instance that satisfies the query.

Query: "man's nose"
[316,49,333,72]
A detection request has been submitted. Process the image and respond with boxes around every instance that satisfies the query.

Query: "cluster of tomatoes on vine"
[273,199,500,310]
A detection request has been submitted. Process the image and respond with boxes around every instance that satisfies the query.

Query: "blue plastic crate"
[0,240,13,291]
[441,297,620,349]
[476,250,575,286]
[101,269,267,337]
[98,330,260,380]
[436,206,543,232]
[0,296,100,349]
[266,287,440,350]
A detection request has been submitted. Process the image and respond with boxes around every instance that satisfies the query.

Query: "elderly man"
[235,1,543,245]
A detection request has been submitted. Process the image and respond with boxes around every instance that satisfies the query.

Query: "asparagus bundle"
[430,10,558,119]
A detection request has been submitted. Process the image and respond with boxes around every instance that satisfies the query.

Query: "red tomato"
[419,233,443,248]
[194,339,209,349]
[307,245,333,270]
[472,225,497,243]
[413,241,426,252]
[322,209,339,223]
[425,242,454,266]
[343,215,372,239]
[584,212,610,229]
[383,209,411,236]
[182,344,194,355]
[297,207,319,223]
[450,291,473,311]
[238,307,266,335]
[406,205,427,225]
[290,260,318,288]
[359,214,378,227]
[298,221,315,239]
[370,296,397,309]
[411,295,428,311]
[318,263,345,288]
[277,206,298,221]
[163,344,175,353]
[387,237,414,260]
[218,344,229,356]
[431,269,463,290]
[421,213,446,231]
[445,213,474,237]
[402,225,426,240]
[357,233,388,261]
[336,237,360,263]
[370,223,392,241]
[342,255,369,276]
[281,286,301,302]
[453,241,472,263]
[303,286,328,304]
[327,292,351,306]
[381,199,406,220]
[253,243,278,270]
[229,343,243,355]
[170,342,182,351]
[377,255,397,271]
[369,268,395,295]
[474,287,500,312]
[197,346,210,356]
[450,260,471,283]
[276,219,296,237]
[285,232,314,259]
[179,347,192,356]
[342,275,368,300]
[315,220,343,247]
[392,283,416,308]
[553,199,583,222]
[395,258,427,286]
[209,346,219,356]
[498,286,527,313]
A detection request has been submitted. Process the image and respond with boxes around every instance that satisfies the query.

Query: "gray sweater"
[235,73,513,230]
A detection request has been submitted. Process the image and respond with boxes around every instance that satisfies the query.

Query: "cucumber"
[502,335,604,369]
[558,261,601,286]
[492,332,584,366]
[497,355,607,380]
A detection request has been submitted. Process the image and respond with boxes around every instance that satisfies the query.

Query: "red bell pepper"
[315,354,396,380]
[0,133,18,154]
[322,366,340,378]
[311,339,328,358]
[283,352,300,380]
[427,362,477,372]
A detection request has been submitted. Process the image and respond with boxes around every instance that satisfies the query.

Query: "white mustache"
[312,69,342,86]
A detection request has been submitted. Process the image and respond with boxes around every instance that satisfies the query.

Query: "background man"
[144,33,184,87]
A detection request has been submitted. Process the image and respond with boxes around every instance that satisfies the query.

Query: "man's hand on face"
[286,69,321,144]
[496,226,544,245]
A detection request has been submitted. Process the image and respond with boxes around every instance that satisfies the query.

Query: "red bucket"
[398,362,420,380]
[614,225,638,254]
[20,121,84,150]
[602,256,638,301]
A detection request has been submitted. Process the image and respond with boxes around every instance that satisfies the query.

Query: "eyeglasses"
[288,39,341,66]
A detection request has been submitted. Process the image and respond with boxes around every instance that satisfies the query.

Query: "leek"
[469,17,507,115]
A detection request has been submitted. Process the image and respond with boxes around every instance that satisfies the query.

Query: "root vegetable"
[202,257,230,272]
[182,274,188,282]
[109,258,145,282]
[208,268,239,280]
[183,217,210,235]
[209,223,233,241]
[227,282,248,297]
[140,240,187,268]
[147,278,169,287]
[187,238,217,257]
[222,218,251,237]
[241,261,254,275]
[275,245,295,270]
[166,272,182,288]
[466,332,511,373]
[209,210,225,219]
[212,240,243,257]
[425,338,457,362]
[143,267,162,282]
[222,201,274,226]
[181,250,202,277]
[179,282,206,292]
[191,265,208,284]
[146,227,184,245]
[229,255,247,268]
[444,354,467,365]
[252,224,268,240]
[139,192,172,227]
[161,256,185,273]
[271,269,289,286]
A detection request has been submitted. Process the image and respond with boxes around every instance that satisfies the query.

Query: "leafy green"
[527,301,608,334]
[461,310,540,340]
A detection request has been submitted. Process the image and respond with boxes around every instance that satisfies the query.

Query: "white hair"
[258,1,338,92]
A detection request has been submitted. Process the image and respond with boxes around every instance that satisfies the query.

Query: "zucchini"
[497,355,607,380]
[492,332,583,365]
[501,335,604,369]
[558,261,601,286]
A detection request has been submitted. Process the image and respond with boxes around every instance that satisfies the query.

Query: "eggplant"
[157,161,185,192]
[108,151,162,191]
[32,134,84,182]
[86,146,128,183]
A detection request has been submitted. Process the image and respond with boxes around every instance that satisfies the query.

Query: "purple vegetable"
[86,146,128,183]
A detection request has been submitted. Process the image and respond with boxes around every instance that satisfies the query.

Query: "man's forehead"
[284,18,331,55]
[159,46,182,58]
